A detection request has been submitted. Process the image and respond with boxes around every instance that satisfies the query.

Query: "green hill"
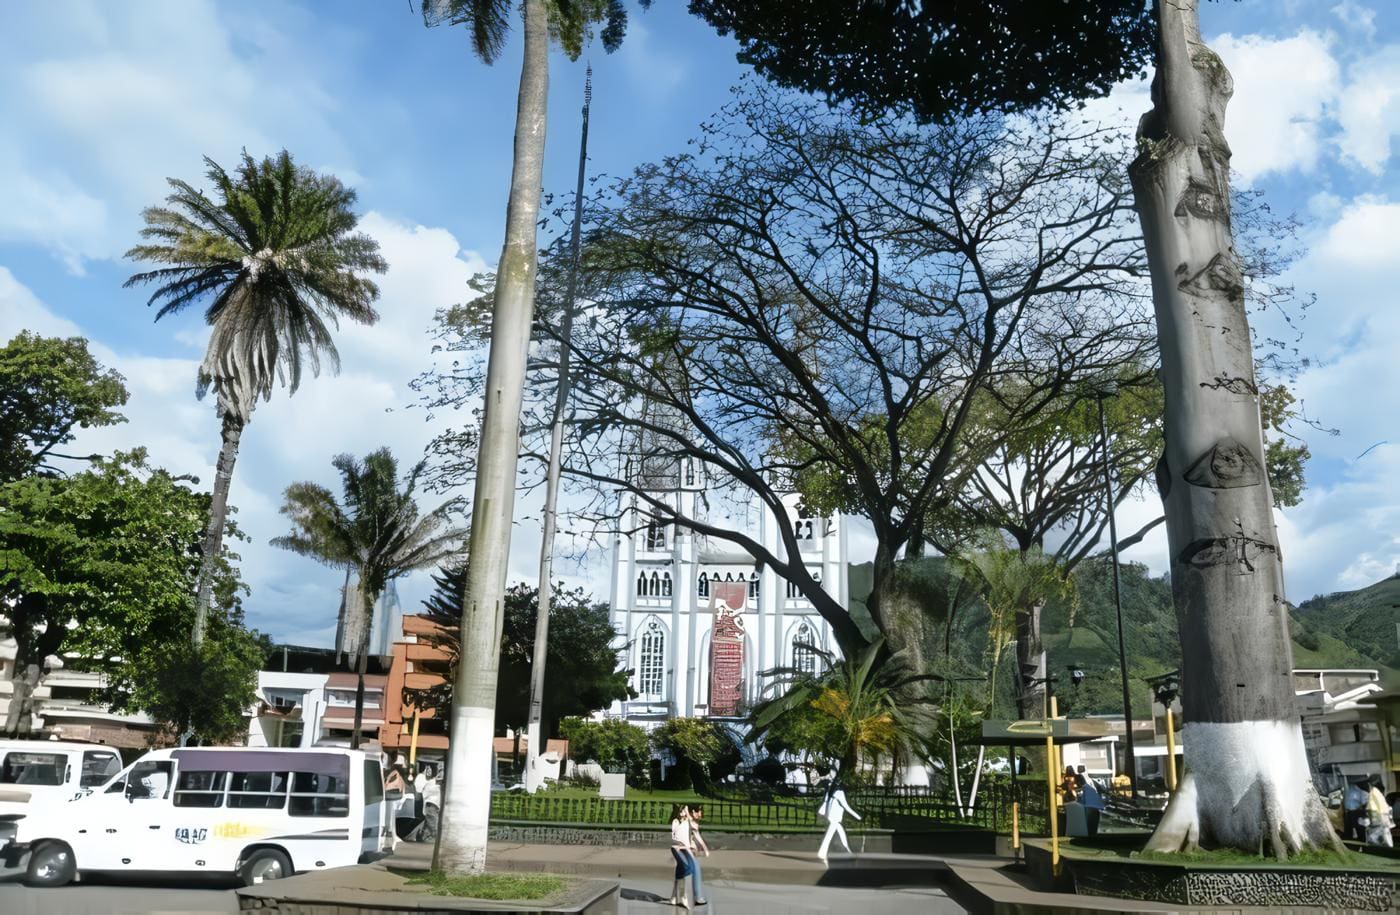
[1294,574,1400,687]
[848,556,1400,717]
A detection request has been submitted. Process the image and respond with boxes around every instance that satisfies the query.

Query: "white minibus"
[3,746,392,887]
[0,740,123,817]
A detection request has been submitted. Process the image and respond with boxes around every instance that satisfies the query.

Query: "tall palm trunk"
[193,410,244,646]
[435,0,549,875]
[1134,0,1337,856]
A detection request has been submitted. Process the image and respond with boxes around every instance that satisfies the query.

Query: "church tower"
[607,441,848,727]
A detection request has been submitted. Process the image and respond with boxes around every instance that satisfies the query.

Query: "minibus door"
[87,760,175,870]
[361,758,386,856]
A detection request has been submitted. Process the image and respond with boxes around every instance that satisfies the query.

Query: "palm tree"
[748,638,940,784]
[416,0,646,874]
[272,448,466,748]
[125,150,387,647]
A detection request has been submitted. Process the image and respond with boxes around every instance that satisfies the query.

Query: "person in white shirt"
[816,779,861,864]
[668,805,695,909]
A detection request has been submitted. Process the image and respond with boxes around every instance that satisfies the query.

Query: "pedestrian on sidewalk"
[1364,779,1394,848]
[686,804,710,906]
[816,778,861,865]
[668,804,695,909]
[1343,779,1368,841]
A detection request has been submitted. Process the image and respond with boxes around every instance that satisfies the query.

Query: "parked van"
[0,740,123,818]
[4,746,392,887]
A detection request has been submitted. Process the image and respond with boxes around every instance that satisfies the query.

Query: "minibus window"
[289,771,351,818]
[80,751,121,788]
[363,760,383,804]
[228,770,289,809]
[173,770,227,808]
[126,761,174,800]
[1,752,66,786]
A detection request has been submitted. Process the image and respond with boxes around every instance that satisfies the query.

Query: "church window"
[684,458,697,487]
[661,572,673,597]
[748,573,760,600]
[697,572,709,598]
[786,578,799,599]
[793,623,819,677]
[646,520,668,552]
[638,618,665,699]
[795,518,816,541]
[650,571,661,597]
[636,571,648,598]
[786,569,820,600]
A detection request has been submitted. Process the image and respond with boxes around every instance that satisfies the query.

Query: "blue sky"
[2,1,1399,645]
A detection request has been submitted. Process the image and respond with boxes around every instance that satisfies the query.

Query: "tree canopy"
[0,332,128,482]
[421,569,632,738]
[689,0,1155,121]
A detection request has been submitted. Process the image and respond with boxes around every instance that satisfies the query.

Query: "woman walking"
[668,804,695,908]
[816,778,861,865]
[686,805,710,906]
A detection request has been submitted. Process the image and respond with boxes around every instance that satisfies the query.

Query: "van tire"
[25,840,76,888]
[239,847,293,886]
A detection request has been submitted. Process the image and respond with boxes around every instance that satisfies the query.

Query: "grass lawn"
[404,871,570,900]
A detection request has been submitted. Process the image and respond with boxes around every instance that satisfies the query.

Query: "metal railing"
[489,783,1037,833]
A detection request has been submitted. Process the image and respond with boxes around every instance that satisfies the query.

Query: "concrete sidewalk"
[387,840,1002,888]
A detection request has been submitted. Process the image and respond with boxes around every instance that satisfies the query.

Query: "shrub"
[559,717,651,787]
[651,718,725,790]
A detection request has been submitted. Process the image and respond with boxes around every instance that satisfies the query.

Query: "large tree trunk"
[4,663,42,738]
[193,411,244,646]
[1133,0,1338,857]
[1013,602,1046,720]
[435,0,549,876]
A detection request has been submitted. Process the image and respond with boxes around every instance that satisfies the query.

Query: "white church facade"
[606,458,849,726]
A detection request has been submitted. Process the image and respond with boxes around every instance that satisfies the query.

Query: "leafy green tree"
[420,569,632,741]
[125,150,386,647]
[272,448,465,746]
[558,716,651,787]
[650,718,725,790]
[109,604,268,745]
[0,332,128,482]
[0,451,243,736]
[757,698,843,786]
[690,0,1339,860]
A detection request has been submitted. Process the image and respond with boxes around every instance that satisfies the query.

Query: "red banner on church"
[709,582,747,717]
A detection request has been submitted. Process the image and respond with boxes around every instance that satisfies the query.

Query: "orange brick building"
[378,614,453,760]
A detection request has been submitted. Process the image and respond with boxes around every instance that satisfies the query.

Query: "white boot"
[670,879,683,906]
[678,879,693,910]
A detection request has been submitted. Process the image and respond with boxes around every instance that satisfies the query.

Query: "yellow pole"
[409,706,422,767]
[1012,801,1021,850]
[1164,706,1178,792]
[1046,732,1059,871]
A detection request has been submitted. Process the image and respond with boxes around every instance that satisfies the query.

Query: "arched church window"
[636,571,648,598]
[793,622,819,676]
[649,571,661,597]
[639,618,665,699]
[684,458,697,487]
[786,578,799,599]
[795,518,816,541]
[646,520,667,552]
[661,572,673,597]
[748,573,760,600]
[697,572,709,598]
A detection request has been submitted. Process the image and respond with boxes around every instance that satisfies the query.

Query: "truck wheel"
[25,841,76,887]
[239,847,292,885]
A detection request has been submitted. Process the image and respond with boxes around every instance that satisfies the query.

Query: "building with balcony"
[245,645,388,749]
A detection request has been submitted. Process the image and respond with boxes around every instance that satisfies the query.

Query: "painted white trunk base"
[435,704,496,873]
[1149,720,1338,856]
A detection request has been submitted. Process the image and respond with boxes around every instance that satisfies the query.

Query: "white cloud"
[0,0,356,271]
[1331,1,1378,39]
[1212,30,1340,181]
[1335,47,1400,173]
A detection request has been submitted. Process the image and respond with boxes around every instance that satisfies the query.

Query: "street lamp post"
[1097,394,1139,798]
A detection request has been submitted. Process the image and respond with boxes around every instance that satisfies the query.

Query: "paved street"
[0,877,963,915]
[0,878,238,915]
[617,877,966,914]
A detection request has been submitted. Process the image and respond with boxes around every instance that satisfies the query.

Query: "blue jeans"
[671,847,694,879]
[690,853,706,900]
